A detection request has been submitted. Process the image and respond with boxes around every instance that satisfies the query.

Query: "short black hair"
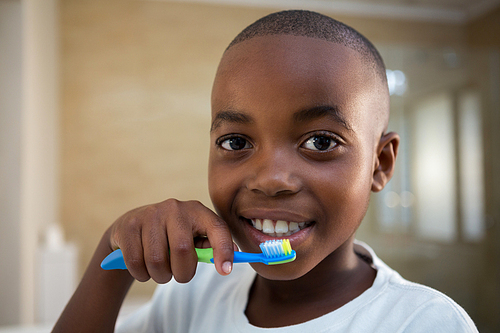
[227,10,387,84]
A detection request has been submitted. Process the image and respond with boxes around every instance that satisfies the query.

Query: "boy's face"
[209,35,390,280]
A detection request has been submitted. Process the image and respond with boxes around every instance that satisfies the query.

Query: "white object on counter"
[36,224,78,325]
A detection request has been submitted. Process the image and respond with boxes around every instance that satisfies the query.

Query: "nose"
[246,148,301,197]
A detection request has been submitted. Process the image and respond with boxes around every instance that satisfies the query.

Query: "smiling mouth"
[244,218,314,237]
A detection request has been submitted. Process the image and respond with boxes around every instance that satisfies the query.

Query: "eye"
[302,134,337,151]
[219,136,252,151]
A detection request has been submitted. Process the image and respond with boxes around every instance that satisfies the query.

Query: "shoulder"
[383,274,477,331]
[354,240,478,333]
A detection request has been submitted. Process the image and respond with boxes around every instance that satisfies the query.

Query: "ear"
[371,132,400,192]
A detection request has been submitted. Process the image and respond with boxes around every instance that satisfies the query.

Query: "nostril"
[247,176,301,197]
[245,151,302,196]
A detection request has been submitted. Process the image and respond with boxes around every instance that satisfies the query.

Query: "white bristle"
[260,240,285,258]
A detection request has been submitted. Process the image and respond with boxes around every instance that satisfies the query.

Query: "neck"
[245,238,376,328]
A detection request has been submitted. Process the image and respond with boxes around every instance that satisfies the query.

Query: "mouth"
[242,217,314,237]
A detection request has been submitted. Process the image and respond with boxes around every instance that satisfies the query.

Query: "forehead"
[211,35,385,133]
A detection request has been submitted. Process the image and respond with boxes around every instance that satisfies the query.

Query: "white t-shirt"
[116,241,478,332]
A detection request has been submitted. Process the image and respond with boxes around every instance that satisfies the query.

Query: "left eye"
[302,135,337,151]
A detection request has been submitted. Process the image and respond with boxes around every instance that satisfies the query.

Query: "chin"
[248,257,314,281]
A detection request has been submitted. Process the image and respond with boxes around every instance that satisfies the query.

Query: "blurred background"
[1,0,499,331]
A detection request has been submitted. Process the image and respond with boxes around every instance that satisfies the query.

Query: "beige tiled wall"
[60,0,465,297]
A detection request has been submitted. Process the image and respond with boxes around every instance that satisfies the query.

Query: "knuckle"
[162,199,185,223]
[162,198,181,211]
[142,205,158,217]
[212,240,235,257]
[206,219,233,251]
[126,256,145,270]
[171,242,192,257]
[145,253,167,269]
[127,216,142,231]
[137,206,161,226]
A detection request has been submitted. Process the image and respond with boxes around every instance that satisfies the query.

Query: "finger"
[118,221,151,282]
[166,214,198,284]
[142,221,172,284]
[204,214,234,276]
[194,237,238,252]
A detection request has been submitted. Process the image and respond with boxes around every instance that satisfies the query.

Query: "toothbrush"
[101,239,296,270]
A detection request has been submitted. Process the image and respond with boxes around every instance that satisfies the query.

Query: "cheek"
[314,153,373,226]
[208,161,250,243]
[208,159,223,213]
[208,156,240,219]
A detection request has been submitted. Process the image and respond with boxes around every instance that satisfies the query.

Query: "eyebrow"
[210,105,352,132]
[293,105,352,131]
[210,110,254,132]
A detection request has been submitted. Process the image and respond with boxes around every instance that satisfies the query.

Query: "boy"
[54,10,478,332]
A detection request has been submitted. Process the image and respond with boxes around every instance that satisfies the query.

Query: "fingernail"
[222,261,232,275]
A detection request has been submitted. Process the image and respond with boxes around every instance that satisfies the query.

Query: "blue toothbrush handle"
[100,248,214,270]
[233,251,267,263]
[101,249,127,270]
[100,249,260,270]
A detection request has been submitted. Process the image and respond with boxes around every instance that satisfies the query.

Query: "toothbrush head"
[259,239,296,265]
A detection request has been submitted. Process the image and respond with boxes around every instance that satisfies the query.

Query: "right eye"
[219,136,252,151]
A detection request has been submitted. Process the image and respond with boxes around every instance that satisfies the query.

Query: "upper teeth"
[250,218,307,236]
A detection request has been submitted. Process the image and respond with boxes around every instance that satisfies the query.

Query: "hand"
[107,199,235,284]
